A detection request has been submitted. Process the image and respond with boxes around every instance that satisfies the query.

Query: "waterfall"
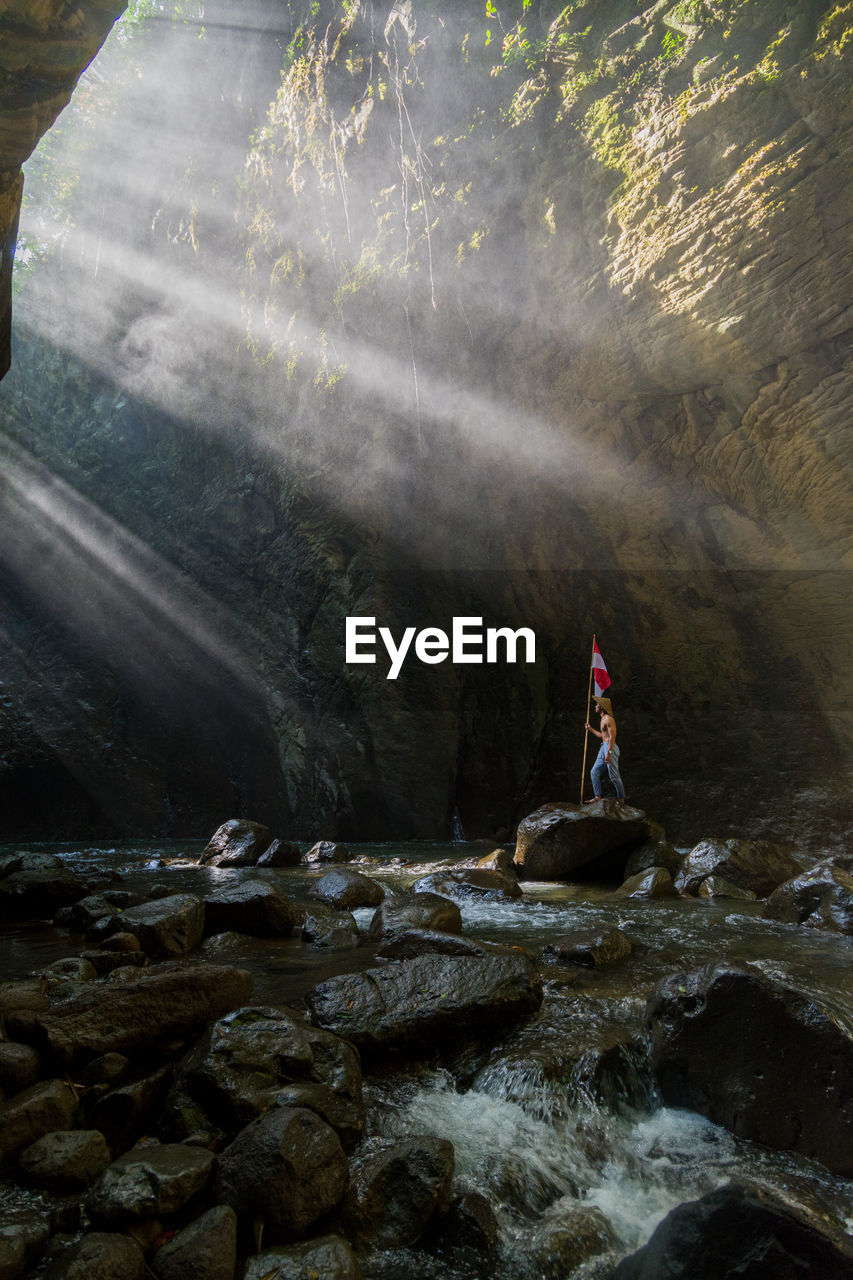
[452,807,465,843]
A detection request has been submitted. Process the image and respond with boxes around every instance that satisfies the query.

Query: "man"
[584,696,627,802]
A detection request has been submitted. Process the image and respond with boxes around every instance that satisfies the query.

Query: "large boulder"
[243,1236,361,1280]
[0,1079,78,1166]
[104,894,205,957]
[342,1135,454,1247]
[42,1232,146,1280]
[368,892,462,940]
[304,840,354,864]
[87,1143,214,1223]
[310,867,385,909]
[513,801,652,881]
[646,963,853,1175]
[203,879,300,937]
[541,927,633,968]
[0,1210,51,1280]
[412,869,522,900]
[34,963,253,1068]
[150,1204,237,1280]
[610,1184,853,1279]
[306,950,542,1053]
[214,1105,349,1236]
[199,819,274,866]
[674,838,802,899]
[256,838,301,867]
[175,1005,364,1141]
[764,862,853,935]
[302,903,362,950]
[19,1129,111,1192]
[0,852,87,919]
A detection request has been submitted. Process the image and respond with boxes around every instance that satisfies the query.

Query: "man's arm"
[604,718,616,760]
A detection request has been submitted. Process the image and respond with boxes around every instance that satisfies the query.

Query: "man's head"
[595,697,613,717]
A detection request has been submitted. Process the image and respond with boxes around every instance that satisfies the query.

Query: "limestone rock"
[199,819,273,867]
[514,802,652,882]
[646,962,853,1175]
[306,950,542,1052]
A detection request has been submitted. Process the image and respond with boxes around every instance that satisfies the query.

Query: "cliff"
[0,0,850,846]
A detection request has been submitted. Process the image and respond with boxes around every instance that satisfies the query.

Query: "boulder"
[646,962,853,1175]
[476,847,517,875]
[97,894,205,957]
[675,838,802,899]
[89,1064,174,1151]
[526,1199,617,1277]
[87,1142,215,1222]
[623,840,683,878]
[697,875,756,900]
[243,1235,361,1280]
[257,838,301,867]
[541,927,633,967]
[342,1135,454,1247]
[609,1184,853,1279]
[176,1005,364,1140]
[42,1231,146,1280]
[81,948,147,976]
[150,1204,237,1280]
[375,929,494,960]
[0,1079,78,1166]
[0,1210,50,1280]
[368,892,462,940]
[764,862,853,935]
[513,802,652,882]
[199,819,274,867]
[0,1042,42,1094]
[302,903,361,950]
[214,1105,349,1235]
[203,879,300,937]
[55,892,125,932]
[0,852,87,919]
[34,963,253,1068]
[310,867,385,909]
[304,840,354,864]
[306,950,542,1052]
[434,1190,499,1252]
[19,1129,111,1192]
[412,869,522,900]
[618,868,677,898]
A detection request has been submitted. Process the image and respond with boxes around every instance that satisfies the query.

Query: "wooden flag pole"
[579,634,596,803]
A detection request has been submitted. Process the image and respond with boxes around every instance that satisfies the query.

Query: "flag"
[592,639,611,696]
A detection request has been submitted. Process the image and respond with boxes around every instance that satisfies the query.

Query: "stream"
[2,839,852,1275]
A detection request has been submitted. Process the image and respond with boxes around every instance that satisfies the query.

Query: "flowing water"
[2,839,852,1275]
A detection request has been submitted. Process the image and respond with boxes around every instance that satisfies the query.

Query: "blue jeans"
[591,742,625,800]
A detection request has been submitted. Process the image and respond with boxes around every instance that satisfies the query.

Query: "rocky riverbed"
[1,809,852,1279]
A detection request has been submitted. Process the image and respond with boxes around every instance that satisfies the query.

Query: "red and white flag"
[592,639,611,696]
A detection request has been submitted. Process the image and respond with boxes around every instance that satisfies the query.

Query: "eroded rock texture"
[0,1,850,846]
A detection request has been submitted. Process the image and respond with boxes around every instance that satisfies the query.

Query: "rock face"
[305,950,543,1052]
[0,0,851,847]
[514,802,653,881]
[646,963,853,1175]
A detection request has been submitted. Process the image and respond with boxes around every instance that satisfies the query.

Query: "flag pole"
[580,634,595,803]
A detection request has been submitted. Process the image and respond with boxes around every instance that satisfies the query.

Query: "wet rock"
[95,931,142,953]
[342,1135,454,1247]
[80,948,147,976]
[0,1079,78,1166]
[526,1198,617,1278]
[203,879,299,937]
[243,1235,361,1280]
[214,1105,348,1235]
[40,956,99,984]
[304,840,354,864]
[646,962,853,1175]
[19,1128,111,1192]
[623,840,683,878]
[42,1230,146,1280]
[105,894,205,957]
[513,802,652,882]
[368,892,463,940]
[302,904,361,950]
[697,875,756,900]
[609,1183,853,1279]
[764,862,853,934]
[433,1190,499,1252]
[257,838,301,867]
[0,1209,50,1280]
[176,1005,364,1140]
[87,1142,215,1222]
[618,868,677,898]
[310,867,385,909]
[0,1042,42,1094]
[0,853,87,919]
[675,838,802,899]
[375,929,493,960]
[89,1064,174,1152]
[476,847,517,875]
[306,950,542,1053]
[34,962,253,1068]
[77,1053,130,1086]
[150,1204,237,1280]
[55,892,124,932]
[199,819,274,867]
[541,927,633,967]
[412,868,522,900]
